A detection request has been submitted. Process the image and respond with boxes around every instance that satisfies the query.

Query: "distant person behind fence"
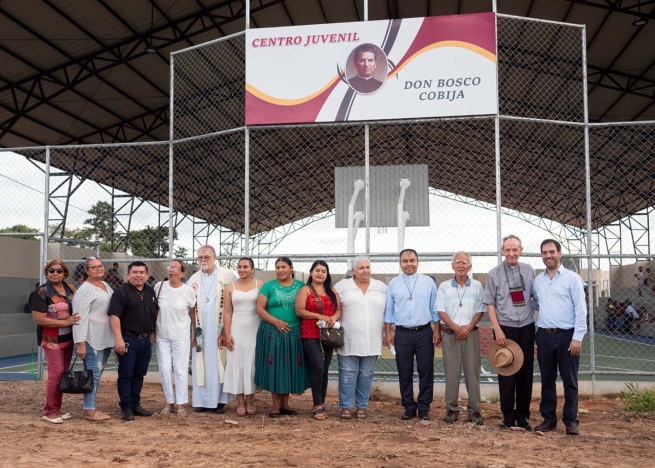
[635,266,645,297]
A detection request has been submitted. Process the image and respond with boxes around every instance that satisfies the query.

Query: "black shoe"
[401,409,416,420]
[279,408,298,416]
[565,422,580,435]
[442,411,459,424]
[499,419,515,429]
[214,405,226,414]
[121,409,135,421]
[467,412,484,425]
[195,407,208,413]
[517,417,532,430]
[535,419,557,432]
[132,406,153,417]
[418,411,430,421]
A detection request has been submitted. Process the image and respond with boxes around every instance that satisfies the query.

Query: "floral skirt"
[254,321,308,394]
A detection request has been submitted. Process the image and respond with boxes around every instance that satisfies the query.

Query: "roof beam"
[565,0,655,19]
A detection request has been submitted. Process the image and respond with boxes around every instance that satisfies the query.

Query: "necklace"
[201,271,215,304]
[130,283,144,301]
[455,283,467,307]
[402,274,418,301]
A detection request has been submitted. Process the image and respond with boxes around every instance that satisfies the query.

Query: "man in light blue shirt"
[532,239,587,436]
[384,249,440,420]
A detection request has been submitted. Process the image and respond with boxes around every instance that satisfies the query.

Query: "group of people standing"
[29,236,588,435]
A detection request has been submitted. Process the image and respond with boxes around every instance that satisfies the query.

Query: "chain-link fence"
[2,14,655,385]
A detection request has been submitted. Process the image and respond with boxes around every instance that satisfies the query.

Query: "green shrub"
[620,383,655,413]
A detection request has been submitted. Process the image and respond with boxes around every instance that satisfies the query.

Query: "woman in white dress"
[155,260,197,417]
[223,257,261,416]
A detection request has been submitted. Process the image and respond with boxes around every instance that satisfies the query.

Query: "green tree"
[84,201,116,245]
[0,224,39,241]
[173,246,189,258]
[127,226,178,258]
[48,224,94,247]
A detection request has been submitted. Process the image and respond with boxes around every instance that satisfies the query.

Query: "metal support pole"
[581,26,595,394]
[244,127,250,255]
[397,179,410,252]
[39,147,51,381]
[244,1,251,256]
[364,0,370,255]
[493,5,502,263]
[168,53,175,259]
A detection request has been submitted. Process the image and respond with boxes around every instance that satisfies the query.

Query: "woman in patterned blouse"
[29,260,81,424]
[72,257,115,421]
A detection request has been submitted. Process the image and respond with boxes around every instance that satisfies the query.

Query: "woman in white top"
[155,259,197,417]
[333,257,387,419]
[223,257,261,416]
[72,257,114,421]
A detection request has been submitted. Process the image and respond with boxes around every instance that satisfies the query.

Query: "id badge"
[509,287,526,306]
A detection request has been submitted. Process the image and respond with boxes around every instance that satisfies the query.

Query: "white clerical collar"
[402,272,418,279]
[357,74,374,81]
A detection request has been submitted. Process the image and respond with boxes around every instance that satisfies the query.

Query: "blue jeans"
[338,355,377,409]
[117,334,152,410]
[81,342,112,410]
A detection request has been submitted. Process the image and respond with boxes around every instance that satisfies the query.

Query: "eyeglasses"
[166,265,180,271]
[87,265,104,270]
[48,268,64,274]
[198,255,214,261]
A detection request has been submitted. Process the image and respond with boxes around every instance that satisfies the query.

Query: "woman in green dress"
[255,257,307,417]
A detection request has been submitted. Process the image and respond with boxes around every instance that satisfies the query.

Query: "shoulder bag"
[308,284,344,350]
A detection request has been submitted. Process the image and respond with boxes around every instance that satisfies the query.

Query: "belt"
[442,326,478,335]
[125,332,150,338]
[396,323,431,332]
[540,327,571,334]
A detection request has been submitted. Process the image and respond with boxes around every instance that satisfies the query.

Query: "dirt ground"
[0,381,653,467]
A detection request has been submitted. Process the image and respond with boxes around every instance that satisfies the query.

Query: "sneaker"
[418,411,430,420]
[442,411,459,424]
[517,417,531,430]
[468,412,484,425]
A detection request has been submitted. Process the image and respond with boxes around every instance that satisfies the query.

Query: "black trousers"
[535,328,579,425]
[303,338,333,406]
[494,323,535,421]
[394,325,434,413]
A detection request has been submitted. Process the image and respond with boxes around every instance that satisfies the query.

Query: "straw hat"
[487,339,524,376]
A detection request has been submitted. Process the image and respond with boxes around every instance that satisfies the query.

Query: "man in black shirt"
[108,261,157,421]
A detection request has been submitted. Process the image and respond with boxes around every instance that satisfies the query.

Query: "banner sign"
[245,13,497,125]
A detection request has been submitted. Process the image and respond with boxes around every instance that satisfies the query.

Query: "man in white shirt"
[436,251,486,425]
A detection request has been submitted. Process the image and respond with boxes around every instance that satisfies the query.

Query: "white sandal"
[59,413,72,420]
[42,415,64,424]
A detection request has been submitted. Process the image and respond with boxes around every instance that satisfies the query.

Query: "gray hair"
[452,251,472,265]
[502,234,522,248]
[84,256,102,269]
[348,256,370,274]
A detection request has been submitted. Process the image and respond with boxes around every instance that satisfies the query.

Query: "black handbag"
[308,284,344,350]
[60,356,94,394]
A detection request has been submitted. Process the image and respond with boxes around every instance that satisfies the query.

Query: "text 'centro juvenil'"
[251,32,360,48]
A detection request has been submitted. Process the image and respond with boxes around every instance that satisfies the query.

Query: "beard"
[199,262,214,272]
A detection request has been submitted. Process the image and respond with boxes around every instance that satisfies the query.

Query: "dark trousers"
[394,325,434,413]
[117,334,152,410]
[495,323,535,421]
[303,338,333,406]
[535,328,579,425]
